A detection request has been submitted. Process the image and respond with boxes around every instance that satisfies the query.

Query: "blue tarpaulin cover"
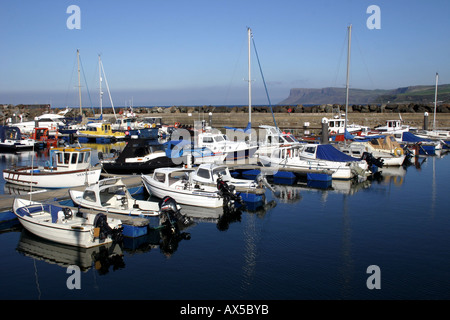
[401,132,432,142]
[315,144,361,162]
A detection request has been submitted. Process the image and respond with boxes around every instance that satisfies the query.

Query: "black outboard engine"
[361,152,384,171]
[158,196,193,234]
[94,213,124,243]
[217,174,245,207]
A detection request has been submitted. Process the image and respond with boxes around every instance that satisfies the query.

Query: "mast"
[248,27,252,124]
[77,49,82,116]
[433,72,438,131]
[99,54,103,116]
[345,24,352,141]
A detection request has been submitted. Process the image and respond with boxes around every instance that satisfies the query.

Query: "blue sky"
[0,0,449,107]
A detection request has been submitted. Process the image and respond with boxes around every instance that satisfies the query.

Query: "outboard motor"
[217,174,245,206]
[361,152,384,172]
[158,196,193,234]
[94,213,124,243]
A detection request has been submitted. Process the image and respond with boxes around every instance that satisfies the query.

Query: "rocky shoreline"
[2,103,450,134]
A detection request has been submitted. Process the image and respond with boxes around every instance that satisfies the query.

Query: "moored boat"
[13,198,123,248]
[3,146,101,188]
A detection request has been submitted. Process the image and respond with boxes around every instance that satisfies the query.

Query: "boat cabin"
[258,125,300,146]
[81,178,132,209]
[48,147,92,171]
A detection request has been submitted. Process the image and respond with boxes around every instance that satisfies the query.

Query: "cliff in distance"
[279,84,450,105]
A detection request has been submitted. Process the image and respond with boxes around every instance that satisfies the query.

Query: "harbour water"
[0,143,450,302]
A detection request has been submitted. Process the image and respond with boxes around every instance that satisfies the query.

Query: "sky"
[0,0,449,107]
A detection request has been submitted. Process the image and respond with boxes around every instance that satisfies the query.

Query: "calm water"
[1,144,450,301]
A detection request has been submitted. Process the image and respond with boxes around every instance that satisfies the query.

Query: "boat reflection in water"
[16,230,124,275]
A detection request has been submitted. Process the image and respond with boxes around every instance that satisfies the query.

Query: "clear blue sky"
[0,0,449,107]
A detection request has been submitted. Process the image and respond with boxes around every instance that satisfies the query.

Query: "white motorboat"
[8,112,66,135]
[339,135,407,166]
[3,146,101,188]
[259,143,371,180]
[0,125,35,152]
[195,127,258,162]
[141,167,225,208]
[255,125,302,157]
[13,198,123,248]
[69,177,162,217]
[190,163,266,194]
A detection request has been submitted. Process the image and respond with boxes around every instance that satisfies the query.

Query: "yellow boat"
[77,123,126,143]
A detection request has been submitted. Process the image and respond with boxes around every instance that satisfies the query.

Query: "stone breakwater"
[3,103,450,134]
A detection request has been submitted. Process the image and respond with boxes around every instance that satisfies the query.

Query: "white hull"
[13,198,122,248]
[3,167,101,188]
[261,157,356,180]
[69,189,160,217]
[141,174,223,208]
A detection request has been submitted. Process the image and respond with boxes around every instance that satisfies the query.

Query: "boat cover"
[224,122,252,134]
[316,144,361,162]
[401,132,432,142]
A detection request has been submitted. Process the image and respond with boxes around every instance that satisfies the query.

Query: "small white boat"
[141,167,225,208]
[13,198,123,248]
[339,135,407,166]
[259,143,370,180]
[255,125,302,157]
[0,125,35,152]
[3,146,102,188]
[190,163,265,194]
[69,177,162,217]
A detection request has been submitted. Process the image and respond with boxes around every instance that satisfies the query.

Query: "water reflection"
[16,230,124,274]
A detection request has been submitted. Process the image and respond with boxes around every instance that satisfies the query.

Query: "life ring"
[174,122,180,128]
[144,124,149,128]
[152,123,156,128]
[394,147,403,157]
[330,131,336,135]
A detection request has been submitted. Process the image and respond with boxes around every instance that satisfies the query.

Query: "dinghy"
[13,198,123,248]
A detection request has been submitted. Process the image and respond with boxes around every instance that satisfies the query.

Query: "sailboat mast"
[345,24,352,138]
[99,55,103,116]
[248,27,252,124]
[434,72,438,131]
[77,49,82,116]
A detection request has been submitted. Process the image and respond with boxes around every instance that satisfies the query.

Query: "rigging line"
[64,57,77,107]
[332,30,348,88]
[250,34,278,129]
[353,32,376,89]
[79,56,95,115]
[224,35,246,105]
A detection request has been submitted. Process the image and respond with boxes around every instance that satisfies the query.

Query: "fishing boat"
[69,177,162,217]
[0,125,35,152]
[141,168,225,208]
[13,198,123,248]
[3,146,101,188]
[258,143,371,180]
[76,122,126,143]
[100,139,177,174]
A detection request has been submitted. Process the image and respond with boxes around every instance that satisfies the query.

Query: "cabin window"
[64,153,71,164]
[78,152,84,163]
[197,168,210,179]
[84,152,90,163]
[56,152,63,164]
[71,153,77,164]
[154,172,166,183]
[329,122,335,128]
[203,137,213,143]
[83,191,96,202]
[304,146,315,154]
